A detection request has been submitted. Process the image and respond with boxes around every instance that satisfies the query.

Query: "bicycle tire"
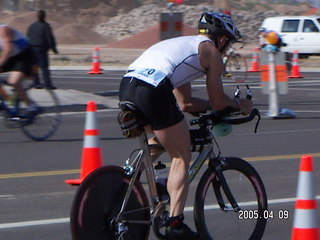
[20,83,61,141]
[194,157,267,240]
[70,165,151,240]
[226,54,248,83]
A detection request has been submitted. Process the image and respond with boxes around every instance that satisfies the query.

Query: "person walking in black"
[27,10,58,90]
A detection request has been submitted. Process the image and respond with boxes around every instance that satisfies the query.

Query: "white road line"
[184,195,320,212]
[1,196,319,229]
[0,195,15,199]
[0,218,69,229]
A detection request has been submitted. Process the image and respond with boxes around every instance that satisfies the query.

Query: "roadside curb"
[53,89,119,112]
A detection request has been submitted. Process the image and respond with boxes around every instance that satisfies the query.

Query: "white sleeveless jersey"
[125,35,212,88]
[0,25,30,57]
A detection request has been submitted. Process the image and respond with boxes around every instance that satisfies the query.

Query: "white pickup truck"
[261,16,320,57]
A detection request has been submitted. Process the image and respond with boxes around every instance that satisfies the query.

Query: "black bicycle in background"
[70,86,268,240]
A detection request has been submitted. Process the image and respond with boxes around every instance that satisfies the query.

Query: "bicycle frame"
[0,80,27,118]
[0,94,22,118]
[118,125,241,223]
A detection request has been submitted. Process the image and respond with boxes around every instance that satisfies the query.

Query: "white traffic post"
[267,52,279,117]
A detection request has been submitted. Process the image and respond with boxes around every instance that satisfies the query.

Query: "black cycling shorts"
[1,47,37,76]
[119,77,184,130]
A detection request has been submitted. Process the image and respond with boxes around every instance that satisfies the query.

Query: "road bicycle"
[70,87,268,240]
[0,79,62,141]
[223,41,248,83]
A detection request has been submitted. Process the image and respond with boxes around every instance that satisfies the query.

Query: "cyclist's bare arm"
[0,26,14,69]
[173,83,211,113]
[199,40,252,114]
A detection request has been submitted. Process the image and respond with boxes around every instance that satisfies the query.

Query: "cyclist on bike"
[0,24,40,114]
[119,11,252,240]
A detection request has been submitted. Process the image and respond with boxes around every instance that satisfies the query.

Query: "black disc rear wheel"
[70,165,150,240]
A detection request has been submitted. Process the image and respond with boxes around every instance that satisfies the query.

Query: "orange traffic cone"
[288,50,303,78]
[65,101,103,185]
[291,155,319,240]
[88,47,103,74]
[248,48,260,72]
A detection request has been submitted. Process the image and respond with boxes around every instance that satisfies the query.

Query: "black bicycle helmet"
[198,12,241,41]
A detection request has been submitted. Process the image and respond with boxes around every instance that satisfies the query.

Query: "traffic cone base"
[88,48,103,74]
[288,66,303,78]
[88,63,103,74]
[79,148,102,176]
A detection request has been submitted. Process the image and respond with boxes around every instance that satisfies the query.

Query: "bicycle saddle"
[118,101,145,138]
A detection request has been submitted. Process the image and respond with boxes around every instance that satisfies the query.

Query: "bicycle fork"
[211,157,241,212]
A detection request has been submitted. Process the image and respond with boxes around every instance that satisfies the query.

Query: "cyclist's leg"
[7,71,32,106]
[0,85,9,101]
[154,119,191,217]
[154,119,199,239]
[147,135,165,161]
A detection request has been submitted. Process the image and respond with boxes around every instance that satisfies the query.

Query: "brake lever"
[253,109,261,133]
[246,85,252,100]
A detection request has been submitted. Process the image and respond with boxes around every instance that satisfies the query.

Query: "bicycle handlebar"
[190,108,261,133]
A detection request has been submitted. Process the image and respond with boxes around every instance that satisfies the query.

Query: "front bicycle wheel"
[194,157,267,240]
[70,165,151,240]
[226,54,248,83]
[20,83,61,141]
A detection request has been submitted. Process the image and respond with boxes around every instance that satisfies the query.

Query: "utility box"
[160,12,183,41]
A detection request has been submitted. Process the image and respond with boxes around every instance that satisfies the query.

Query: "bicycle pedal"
[4,116,21,128]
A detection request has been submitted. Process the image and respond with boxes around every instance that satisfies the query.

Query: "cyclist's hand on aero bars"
[235,85,253,115]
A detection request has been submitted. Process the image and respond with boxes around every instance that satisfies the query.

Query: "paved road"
[0,70,320,239]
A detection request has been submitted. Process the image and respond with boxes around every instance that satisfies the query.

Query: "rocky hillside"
[0,1,314,45]
[95,3,310,43]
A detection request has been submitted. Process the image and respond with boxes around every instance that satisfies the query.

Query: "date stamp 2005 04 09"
[238,209,289,220]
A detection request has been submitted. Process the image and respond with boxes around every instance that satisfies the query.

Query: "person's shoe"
[46,85,57,90]
[166,223,200,240]
[165,214,200,240]
[34,84,44,89]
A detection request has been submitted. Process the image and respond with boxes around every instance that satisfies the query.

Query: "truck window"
[282,20,299,32]
[303,20,319,32]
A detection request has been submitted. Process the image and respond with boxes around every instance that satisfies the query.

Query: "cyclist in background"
[119,12,252,240]
[0,24,40,114]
